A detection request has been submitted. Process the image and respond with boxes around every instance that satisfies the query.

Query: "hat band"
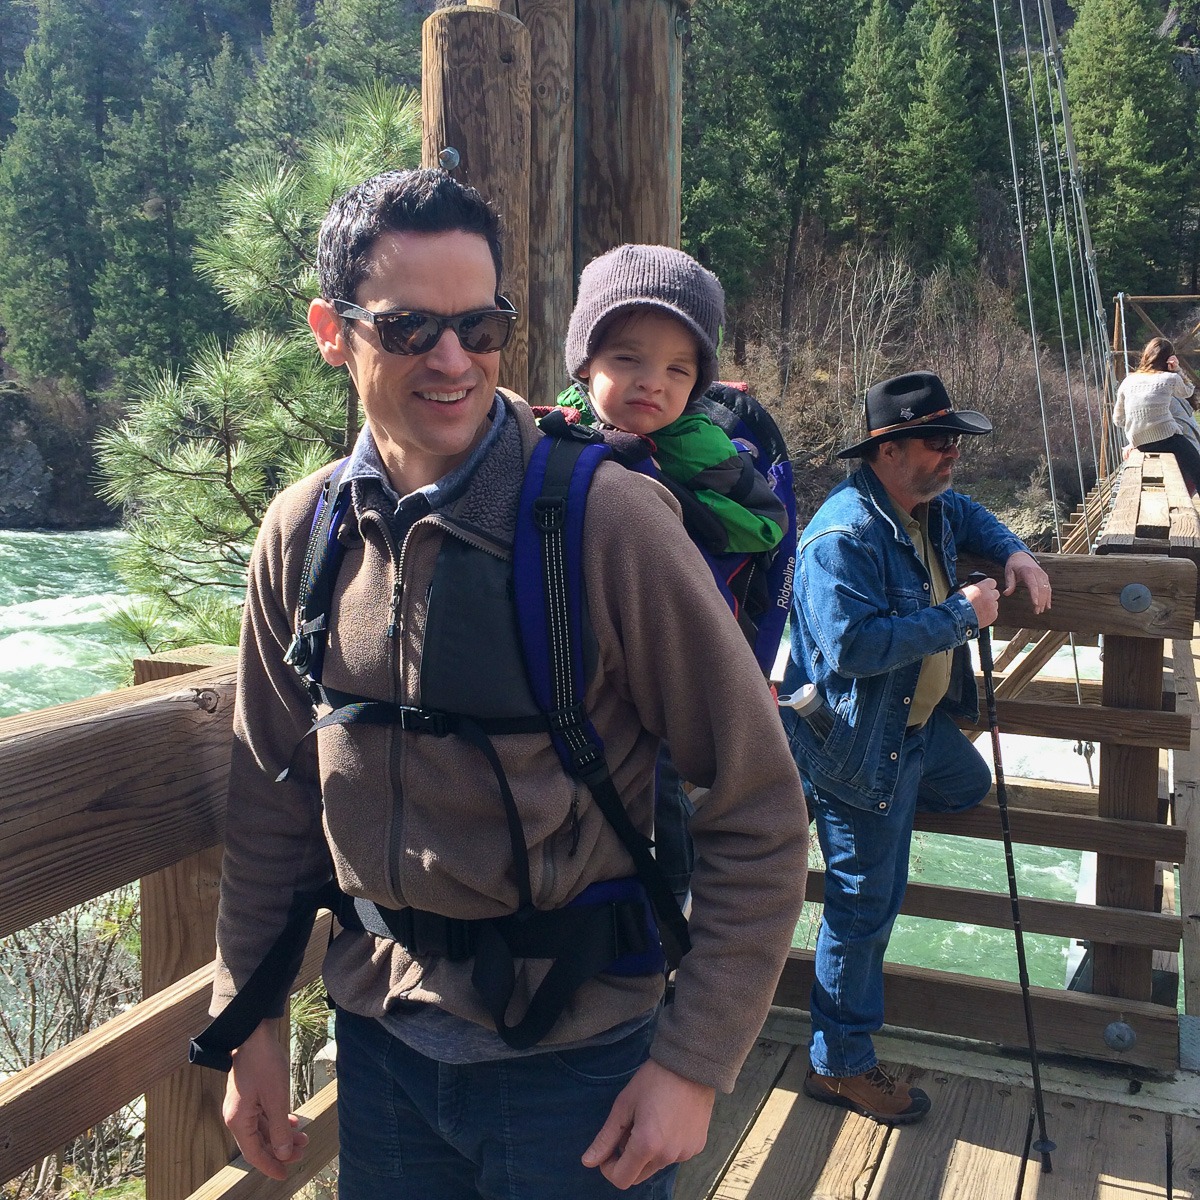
[869,408,953,437]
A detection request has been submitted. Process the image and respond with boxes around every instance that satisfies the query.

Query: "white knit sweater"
[1114,370,1195,447]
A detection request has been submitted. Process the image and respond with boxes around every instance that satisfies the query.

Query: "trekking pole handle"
[957,571,994,673]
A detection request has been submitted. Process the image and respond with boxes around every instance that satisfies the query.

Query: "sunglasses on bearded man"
[333,295,519,356]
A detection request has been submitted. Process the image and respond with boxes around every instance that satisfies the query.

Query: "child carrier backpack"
[542,381,797,676]
[189,422,691,1071]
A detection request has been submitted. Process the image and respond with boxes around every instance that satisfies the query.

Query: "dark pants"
[1138,433,1200,493]
[335,1008,677,1199]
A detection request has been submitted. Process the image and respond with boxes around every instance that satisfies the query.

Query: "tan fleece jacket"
[212,396,808,1093]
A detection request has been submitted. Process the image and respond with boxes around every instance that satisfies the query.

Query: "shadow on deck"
[679,1013,1200,1200]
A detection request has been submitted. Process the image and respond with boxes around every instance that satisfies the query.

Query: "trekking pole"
[965,571,1055,1173]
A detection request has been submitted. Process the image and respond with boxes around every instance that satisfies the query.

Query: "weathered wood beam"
[956,698,1191,748]
[1169,637,1200,1017]
[182,1082,339,1200]
[0,663,236,939]
[574,0,684,266]
[1094,636,1163,1000]
[523,0,573,412]
[135,655,238,1200]
[981,777,1098,814]
[423,7,532,397]
[959,551,1196,639]
[0,916,329,1186]
[913,807,1185,861]
[774,952,1179,1071]
[804,875,1183,950]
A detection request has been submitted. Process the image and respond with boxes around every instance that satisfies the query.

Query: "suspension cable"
[993,0,1064,551]
[1017,0,1090,530]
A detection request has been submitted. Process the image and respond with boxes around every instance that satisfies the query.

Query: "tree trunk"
[778,206,802,399]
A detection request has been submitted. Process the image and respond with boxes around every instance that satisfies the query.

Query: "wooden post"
[523,0,574,408]
[135,651,237,1200]
[423,7,532,400]
[573,0,686,270]
[1093,635,1163,1000]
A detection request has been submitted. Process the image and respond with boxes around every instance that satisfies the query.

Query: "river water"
[3,530,1085,990]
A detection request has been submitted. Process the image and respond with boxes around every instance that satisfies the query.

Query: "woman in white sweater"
[1114,336,1200,491]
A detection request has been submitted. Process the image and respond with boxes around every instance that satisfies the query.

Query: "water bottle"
[778,683,834,743]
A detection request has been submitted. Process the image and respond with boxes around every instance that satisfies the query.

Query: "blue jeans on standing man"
[335,1006,678,1200]
[798,710,991,1078]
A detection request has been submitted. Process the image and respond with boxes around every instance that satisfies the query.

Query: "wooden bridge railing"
[0,549,1196,1200]
[777,547,1197,1073]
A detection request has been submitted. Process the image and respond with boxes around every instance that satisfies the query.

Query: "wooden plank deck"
[678,1015,1200,1200]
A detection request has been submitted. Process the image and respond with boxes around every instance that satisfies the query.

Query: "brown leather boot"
[803,1064,931,1124]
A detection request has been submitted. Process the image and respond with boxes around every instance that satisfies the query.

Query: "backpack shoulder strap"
[284,459,352,695]
[513,428,691,966]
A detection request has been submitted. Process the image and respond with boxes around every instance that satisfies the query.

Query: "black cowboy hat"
[838,370,993,459]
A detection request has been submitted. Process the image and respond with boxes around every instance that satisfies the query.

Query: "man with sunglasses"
[779,370,1051,1126]
[211,167,808,1197]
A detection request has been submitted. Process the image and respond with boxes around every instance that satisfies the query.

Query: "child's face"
[578,310,699,436]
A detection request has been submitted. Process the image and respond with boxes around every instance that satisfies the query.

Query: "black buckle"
[569,744,605,778]
[533,497,565,532]
[566,422,605,444]
[283,633,311,672]
[396,707,450,736]
[547,703,588,732]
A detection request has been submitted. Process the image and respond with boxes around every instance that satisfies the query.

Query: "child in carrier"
[556,244,791,900]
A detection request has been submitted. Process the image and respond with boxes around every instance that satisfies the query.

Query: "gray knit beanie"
[565,244,725,401]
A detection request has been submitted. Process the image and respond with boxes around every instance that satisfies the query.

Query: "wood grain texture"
[710,1050,889,1200]
[1094,636,1164,999]
[574,0,683,266]
[0,916,330,1185]
[523,0,573,410]
[868,1069,1029,1199]
[0,663,236,938]
[182,1080,338,1200]
[959,551,1197,639]
[804,874,1184,949]
[1021,1096,1168,1198]
[956,697,1191,748]
[913,806,1185,861]
[675,1038,797,1200]
[1171,1110,1200,1200]
[1170,638,1200,1017]
[774,953,1179,1071]
[423,8,531,397]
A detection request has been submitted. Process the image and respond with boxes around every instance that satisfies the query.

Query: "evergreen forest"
[0,0,1196,645]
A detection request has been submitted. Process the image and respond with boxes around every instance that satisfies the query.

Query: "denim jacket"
[781,464,1029,814]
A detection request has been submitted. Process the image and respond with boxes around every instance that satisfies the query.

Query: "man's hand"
[1003,550,1052,614]
[582,1059,715,1190]
[223,1020,309,1180]
[961,576,1000,629]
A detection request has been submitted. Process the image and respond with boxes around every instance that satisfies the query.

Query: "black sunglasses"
[333,295,518,356]
[921,433,962,453]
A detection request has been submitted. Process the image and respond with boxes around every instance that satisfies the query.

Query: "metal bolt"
[1119,583,1151,613]
[439,146,461,171]
[1103,1019,1136,1051]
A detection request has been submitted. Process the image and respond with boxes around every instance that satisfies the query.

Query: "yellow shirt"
[891,499,952,727]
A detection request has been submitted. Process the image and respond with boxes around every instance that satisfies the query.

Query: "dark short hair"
[317,168,504,303]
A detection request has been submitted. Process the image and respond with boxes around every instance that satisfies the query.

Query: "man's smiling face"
[310,228,503,494]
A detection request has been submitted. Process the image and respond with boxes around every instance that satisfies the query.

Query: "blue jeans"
[804,710,991,1077]
[335,1008,677,1200]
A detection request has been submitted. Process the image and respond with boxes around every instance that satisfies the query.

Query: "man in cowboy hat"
[779,370,1051,1124]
